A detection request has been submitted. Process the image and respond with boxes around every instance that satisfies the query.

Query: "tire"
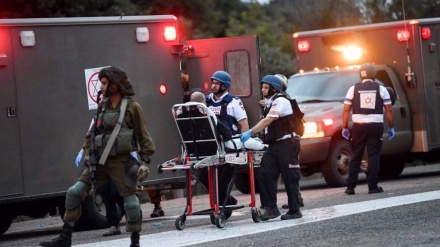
[234,170,259,194]
[74,194,123,231]
[321,140,352,187]
[0,211,13,236]
[379,157,405,179]
[175,216,185,230]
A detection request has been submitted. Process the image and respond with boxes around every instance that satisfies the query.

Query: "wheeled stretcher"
[157,102,264,229]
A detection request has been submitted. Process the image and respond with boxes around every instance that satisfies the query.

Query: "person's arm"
[384,104,394,128]
[127,101,156,162]
[238,118,249,133]
[250,117,276,133]
[342,104,351,128]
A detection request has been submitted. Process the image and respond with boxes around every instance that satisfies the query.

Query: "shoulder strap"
[98,97,129,165]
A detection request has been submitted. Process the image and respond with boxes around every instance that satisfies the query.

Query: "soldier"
[40,66,154,247]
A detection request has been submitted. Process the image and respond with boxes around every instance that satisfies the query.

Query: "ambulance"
[289,18,440,186]
[0,15,262,235]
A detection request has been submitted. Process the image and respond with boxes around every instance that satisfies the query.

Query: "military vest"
[352,80,383,115]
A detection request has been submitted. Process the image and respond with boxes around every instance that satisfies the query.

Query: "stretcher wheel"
[175,216,185,230]
[157,165,163,174]
[210,214,216,225]
[251,208,261,223]
[215,214,226,228]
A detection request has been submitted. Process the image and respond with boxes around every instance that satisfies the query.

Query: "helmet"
[274,74,288,90]
[211,71,231,89]
[99,66,135,96]
[359,63,376,80]
[261,75,282,92]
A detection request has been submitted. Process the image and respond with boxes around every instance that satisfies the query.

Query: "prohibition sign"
[87,72,101,103]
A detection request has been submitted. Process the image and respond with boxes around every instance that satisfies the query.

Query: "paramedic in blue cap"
[241,75,302,221]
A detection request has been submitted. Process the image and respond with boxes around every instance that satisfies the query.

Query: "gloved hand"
[342,128,350,141]
[131,152,139,161]
[75,151,84,167]
[388,127,395,140]
[240,130,253,143]
[137,162,150,182]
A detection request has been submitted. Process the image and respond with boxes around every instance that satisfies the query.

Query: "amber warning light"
[164,26,177,41]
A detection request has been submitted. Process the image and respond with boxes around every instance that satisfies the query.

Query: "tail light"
[421,27,431,40]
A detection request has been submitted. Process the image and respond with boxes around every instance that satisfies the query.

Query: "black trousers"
[347,123,384,189]
[96,182,125,227]
[259,138,301,213]
[199,164,236,205]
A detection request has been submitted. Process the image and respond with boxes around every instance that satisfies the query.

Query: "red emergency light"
[159,84,167,95]
[421,27,431,40]
[397,30,410,42]
[297,40,310,52]
[164,26,177,41]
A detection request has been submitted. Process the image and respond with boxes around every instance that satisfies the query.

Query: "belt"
[354,122,381,125]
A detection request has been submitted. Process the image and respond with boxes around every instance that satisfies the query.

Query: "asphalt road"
[1,164,440,247]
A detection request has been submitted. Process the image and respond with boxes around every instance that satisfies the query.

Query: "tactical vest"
[94,98,138,157]
[206,93,240,135]
[263,94,295,144]
[352,80,383,115]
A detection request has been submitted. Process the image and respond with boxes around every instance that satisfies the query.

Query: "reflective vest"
[352,80,383,115]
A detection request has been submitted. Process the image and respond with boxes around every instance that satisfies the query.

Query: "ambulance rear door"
[0,28,23,197]
[185,36,262,126]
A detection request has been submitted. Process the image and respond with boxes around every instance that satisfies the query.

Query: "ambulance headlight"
[301,122,325,139]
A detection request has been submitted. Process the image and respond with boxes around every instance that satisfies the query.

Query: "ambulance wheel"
[210,214,216,225]
[175,216,185,230]
[321,140,351,187]
[215,214,226,228]
[251,208,261,223]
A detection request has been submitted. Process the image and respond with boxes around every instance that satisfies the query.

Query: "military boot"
[130,232,140,247]
[39,223,73,247]
[150,202,164,218]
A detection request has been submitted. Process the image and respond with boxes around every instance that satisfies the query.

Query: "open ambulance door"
[185,35,262,127]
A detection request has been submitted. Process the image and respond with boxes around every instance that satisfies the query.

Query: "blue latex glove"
[131,152,139,161]
[388,127,395,140]
[342,128,350,141]
[240,130,253,143]
[75,151,84,167]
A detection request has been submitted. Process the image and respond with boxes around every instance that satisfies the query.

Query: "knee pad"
[124,194,140,223]
[66,181,86,210]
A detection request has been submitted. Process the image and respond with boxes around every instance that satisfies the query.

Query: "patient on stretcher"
[177,92,267,152]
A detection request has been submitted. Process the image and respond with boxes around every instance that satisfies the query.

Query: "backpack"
[269,94,305,137]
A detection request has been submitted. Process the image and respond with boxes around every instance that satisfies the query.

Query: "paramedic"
[241,75,302,221]
[342,63,395,195]
[202,71,249,207]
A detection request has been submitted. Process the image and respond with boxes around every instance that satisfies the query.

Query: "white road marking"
[75,190,440,247]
